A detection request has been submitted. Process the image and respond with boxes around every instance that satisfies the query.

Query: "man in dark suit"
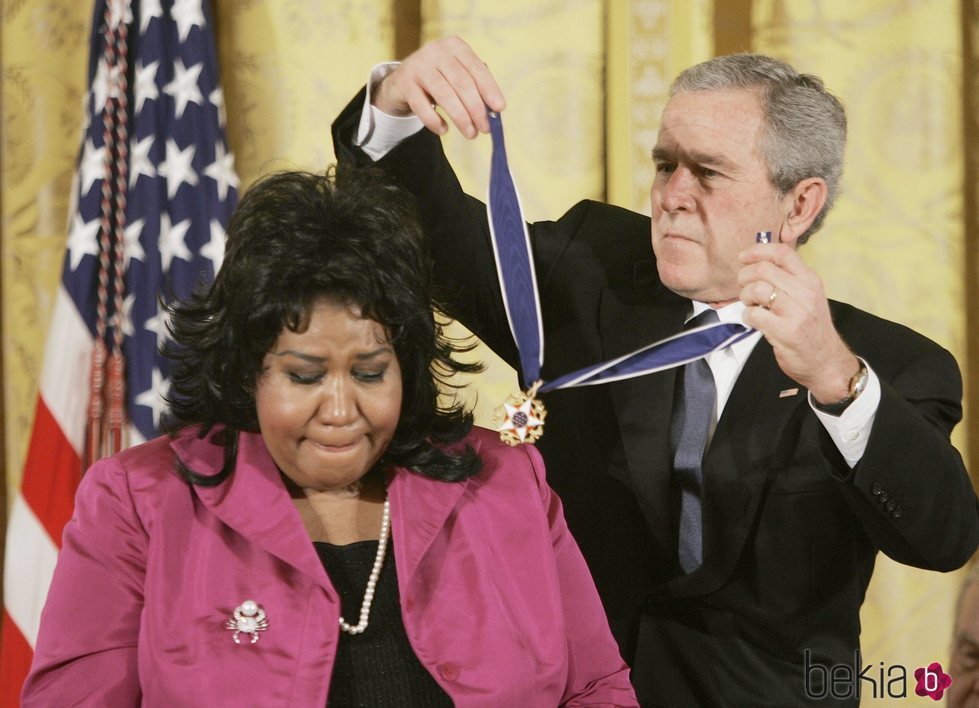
[333,37,979,706]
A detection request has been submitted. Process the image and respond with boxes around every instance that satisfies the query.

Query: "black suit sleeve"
[827,311,979,571]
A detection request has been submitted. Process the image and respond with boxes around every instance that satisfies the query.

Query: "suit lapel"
[177,429,332,591]
[669,338,806,596]
[599,285,687,548]
[386,461,471,592]
[176,427,476,597]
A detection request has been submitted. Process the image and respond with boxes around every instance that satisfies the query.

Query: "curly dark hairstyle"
[162,167,482,485]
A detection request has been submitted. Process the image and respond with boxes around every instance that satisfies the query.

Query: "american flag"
[0,0,237,700]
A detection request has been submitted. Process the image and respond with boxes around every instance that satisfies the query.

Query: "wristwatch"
[813,359,868,416]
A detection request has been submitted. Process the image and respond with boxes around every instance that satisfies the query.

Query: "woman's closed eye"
[288,371,324,385]
[353,367,387,383]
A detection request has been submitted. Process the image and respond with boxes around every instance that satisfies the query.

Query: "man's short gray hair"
[670,54,847,244]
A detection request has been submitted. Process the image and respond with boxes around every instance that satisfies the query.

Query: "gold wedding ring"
[766,287,778,309]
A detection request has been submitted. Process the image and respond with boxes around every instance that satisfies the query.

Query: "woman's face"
[255,299,403,492]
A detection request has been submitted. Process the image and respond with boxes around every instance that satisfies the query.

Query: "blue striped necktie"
[671,308,719,573]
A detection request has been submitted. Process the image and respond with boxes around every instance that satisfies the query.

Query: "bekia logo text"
[804,651,952,701]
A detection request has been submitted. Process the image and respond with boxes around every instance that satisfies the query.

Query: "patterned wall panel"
[421,0,604,222]
[1,0,92,500]
[607,0,713,214]
[212,0,393,190]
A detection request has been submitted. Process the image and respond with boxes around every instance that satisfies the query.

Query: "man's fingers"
[738,242,807,275]
[400,84,449,135]
[418,69,478,137]
[433,59,493,136]
[460,55,506,114]
[393,36,506,138]
[440,35,506,111]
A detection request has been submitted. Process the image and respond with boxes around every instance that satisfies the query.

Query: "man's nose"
[658,168,696,212]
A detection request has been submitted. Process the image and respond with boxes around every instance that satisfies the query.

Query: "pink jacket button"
[438,663,459,681]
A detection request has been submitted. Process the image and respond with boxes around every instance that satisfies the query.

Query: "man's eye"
[288,372,322,385]
[961,650,979,669]
[954,640,979,669]
[655,162,676,175]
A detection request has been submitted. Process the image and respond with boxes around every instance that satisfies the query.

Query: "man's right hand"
[373,35,506,140]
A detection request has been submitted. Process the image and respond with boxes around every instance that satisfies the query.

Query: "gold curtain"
[607,0,714,213]
[212,1,394,189]
[1,0,93,510]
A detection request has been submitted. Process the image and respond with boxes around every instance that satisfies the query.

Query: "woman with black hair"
[23,168,636,706]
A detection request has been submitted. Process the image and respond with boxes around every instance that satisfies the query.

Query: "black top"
[315,540,453,707]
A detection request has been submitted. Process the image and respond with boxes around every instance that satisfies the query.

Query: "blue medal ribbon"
[487,111,544,385]
[486,110,753,441]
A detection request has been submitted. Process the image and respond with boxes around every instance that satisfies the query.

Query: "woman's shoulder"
[86,425,223,494]
[93,434,176,479]
[76,434,180,507]
[458,425,540,457]
[455,426,546,487]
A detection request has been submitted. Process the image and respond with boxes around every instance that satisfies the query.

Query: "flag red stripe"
[0,610,33,707]
[19,398,83,548]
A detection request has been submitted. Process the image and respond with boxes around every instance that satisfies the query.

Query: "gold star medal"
[494,380,547,446]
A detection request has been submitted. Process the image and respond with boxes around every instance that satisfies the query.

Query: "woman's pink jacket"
[23,425,637,706]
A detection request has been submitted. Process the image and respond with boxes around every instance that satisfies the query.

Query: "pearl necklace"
[338,497,390,635]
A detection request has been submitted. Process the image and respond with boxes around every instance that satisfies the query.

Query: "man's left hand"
[738,243,861,405]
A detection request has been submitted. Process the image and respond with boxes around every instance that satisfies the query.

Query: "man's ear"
[779,177,828,246]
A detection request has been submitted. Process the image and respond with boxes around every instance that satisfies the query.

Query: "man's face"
[950,582,979,707]
[650,88,789,305]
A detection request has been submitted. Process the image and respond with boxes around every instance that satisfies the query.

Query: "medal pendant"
[494,381,547,446]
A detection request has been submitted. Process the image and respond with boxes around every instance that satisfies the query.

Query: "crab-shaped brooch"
[225,599,268,644]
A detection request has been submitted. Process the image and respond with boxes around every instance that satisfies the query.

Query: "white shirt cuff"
[809,357,881,468]
[356,62,425,162]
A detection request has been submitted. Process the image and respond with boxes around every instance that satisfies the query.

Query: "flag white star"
[144,307,175,354]
[162,58,204,119]
[172,0,206,42]
[107,0,134,31]
[121,293,137,337]
[123,218,147,270]
[79,138,107,195]
[140,0,163,34]
[157,138,198,199]
[201,219,227,274]
[204,141,239,201]
[210,86,228,128]
[94,58,124,113]
[159,211,193,272]
[134,60,159,114]
[67,213,101,271]
[92,58,109,114]
[79,91,92,136]
[129,135,156,187]
[135,367,171,429]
